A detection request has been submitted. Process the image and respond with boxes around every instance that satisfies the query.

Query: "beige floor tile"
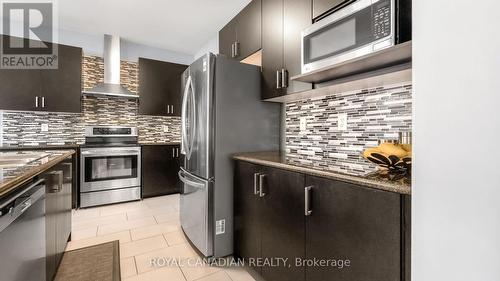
[135,243,199,274]
[224,266,257,281]
[126,206,177,221]
[66,230,131,251]
[154,211,180,224]
[123,266,186,281]
[121,257,138,278]
[72,213,128,231]
[71,226,97,240]
[194,271,232,281]
[120,235,168,258]
[130,222,181,241]
[180,261,222,281]
[97,216,157,236]
[72,207,100,221]
[99,201,148,217]
[164,230,188,246]
[143,194,179,207]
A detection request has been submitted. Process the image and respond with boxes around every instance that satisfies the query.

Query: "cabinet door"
[284,0,312,94]
[0,35,42,111]
[138,58,187,116]
[235,0,262,60]
[261,0,285,99]
[312,0,348,20]
[219,17,237,59]
[234,161,263,274]
[260,166,306,281]
[142,145,181,198]
[41,44,82,113]
[305,176,401,281]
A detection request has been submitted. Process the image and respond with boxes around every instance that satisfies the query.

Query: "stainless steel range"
[80,126,141,208]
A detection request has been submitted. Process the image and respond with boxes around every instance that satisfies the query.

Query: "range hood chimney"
[83,34,138,98]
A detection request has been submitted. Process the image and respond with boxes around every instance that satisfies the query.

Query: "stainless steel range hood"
[83,34,139,98]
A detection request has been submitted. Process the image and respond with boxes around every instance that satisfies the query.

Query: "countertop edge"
[0,150,76,198]
[233,154,411,195]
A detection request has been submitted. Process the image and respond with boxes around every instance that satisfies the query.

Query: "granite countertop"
[139,142,180,146]
[0,150,76,198]
[233,151,411,195]
[0,144,81,150]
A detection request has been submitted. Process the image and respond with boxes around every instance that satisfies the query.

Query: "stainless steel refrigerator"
[178,53,280,258]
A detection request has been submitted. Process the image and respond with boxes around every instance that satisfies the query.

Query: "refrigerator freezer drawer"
[179,168,213,257]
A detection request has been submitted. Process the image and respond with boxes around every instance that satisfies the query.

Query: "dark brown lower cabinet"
[142,145,182,198]
[234,161,263,274]
[44,157,73,280]
[234,160,407,281]
[305,175,401,281]
[234,161,305,281]
[260,166,306,281]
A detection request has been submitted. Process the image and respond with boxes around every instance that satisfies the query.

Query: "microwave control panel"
[373,0,391,39]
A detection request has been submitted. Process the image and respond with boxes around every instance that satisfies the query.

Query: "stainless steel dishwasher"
[0,179,46,281]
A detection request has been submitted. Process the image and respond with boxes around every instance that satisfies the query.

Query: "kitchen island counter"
[0,150,76,198]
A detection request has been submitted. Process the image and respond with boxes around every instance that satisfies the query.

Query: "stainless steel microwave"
[301,0,411,74]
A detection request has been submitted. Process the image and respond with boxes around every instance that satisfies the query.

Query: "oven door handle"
[81,151,140,156]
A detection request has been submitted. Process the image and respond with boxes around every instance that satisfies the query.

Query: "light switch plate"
[163,125,169,133]
[41,124,49,132]
[338,114,348,131]
[300,117,307,132]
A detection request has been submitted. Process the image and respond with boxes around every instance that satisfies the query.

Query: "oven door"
[302,0,395,73]
[80,147,141,192]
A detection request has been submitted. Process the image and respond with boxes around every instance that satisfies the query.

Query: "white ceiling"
[58,0,251,55]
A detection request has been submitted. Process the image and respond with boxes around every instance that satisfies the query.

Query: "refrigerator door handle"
[181,75,193,156]
[187,75,197,160]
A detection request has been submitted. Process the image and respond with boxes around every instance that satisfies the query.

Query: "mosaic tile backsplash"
[1,55,180,146]
[285,82,412,176]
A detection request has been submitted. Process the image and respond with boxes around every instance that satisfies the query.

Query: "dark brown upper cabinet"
[0,36,82,113]
[261,0,313,100]
[219,0,261,61]
[41,44,83,113]
[138,58,187,117]
[312,0,349,20]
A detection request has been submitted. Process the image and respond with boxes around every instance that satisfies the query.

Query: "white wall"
[193,35,219,60]
[413,1,500,281]
[5,21,194,64]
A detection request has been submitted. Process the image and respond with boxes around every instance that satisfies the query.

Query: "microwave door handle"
[276,70,281,89]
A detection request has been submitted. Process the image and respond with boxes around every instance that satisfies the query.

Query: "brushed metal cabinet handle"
[35,96,39,108]
[253,173,260,195]
[259,174,266,197]
[276,70,281,89]
[172,147,175,157]
[171,105,174,114]
[281,69,288,88]
[305,186,313,216]
[41,96,45,108]
[234,42,240,57]
[231,43,235,58]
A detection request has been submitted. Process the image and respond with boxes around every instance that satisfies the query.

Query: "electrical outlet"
[338,114,348,131]
[300,117,307,132]
[41,124,49,132]
[163,125,169,133]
